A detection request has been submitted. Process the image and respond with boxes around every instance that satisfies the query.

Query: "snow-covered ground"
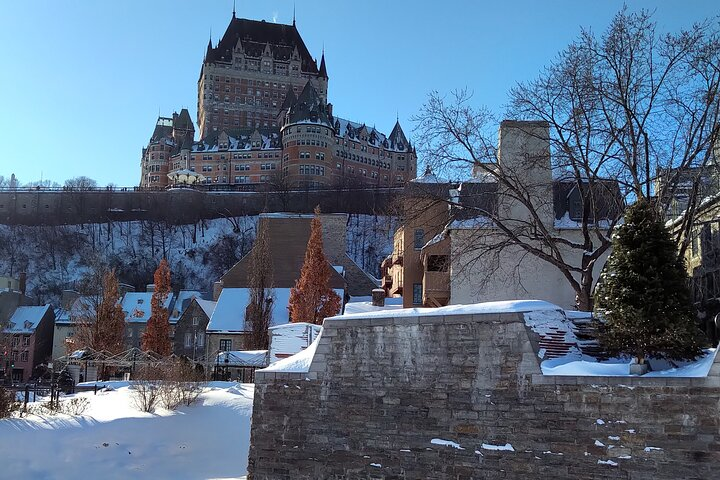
[0,381,253,480]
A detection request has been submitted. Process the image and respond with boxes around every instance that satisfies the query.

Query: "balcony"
[423,271,450,307]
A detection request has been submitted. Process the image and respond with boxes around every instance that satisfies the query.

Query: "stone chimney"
[371,288,386,307]
[19,272,27,295]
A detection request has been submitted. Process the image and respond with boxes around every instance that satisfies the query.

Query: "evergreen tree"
[246,219,274,350]
[288,207,342,324]
[594,198,702,363]
[142,259,172,356]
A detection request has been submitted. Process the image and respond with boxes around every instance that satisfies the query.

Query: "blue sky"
[0,1,716,186]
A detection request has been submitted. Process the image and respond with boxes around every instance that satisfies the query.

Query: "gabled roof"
[5,305,52,334]
[207,18,318,74]
[173,109,194,132]
[279,85,297,111]
[193,127,281,152]
[150,118,174,143]
[196,299,217,319]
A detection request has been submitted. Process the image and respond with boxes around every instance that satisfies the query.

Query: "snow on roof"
[260,333,321,373]
[448,216,494,229]
[411,172,450,184]
[208,288,344,333]
[121,292,174,323]
[171,290,204,321]
[5,305,51,334]
[332,299,560,321]
[267,322,322,363]
[215,350,269,367]
[196,299,217,319]
[343,297,404,315]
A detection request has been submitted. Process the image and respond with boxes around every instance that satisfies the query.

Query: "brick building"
[140,12,416,189]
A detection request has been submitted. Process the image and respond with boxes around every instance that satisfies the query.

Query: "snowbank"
[0,382,254,479]
[260,334,321,373]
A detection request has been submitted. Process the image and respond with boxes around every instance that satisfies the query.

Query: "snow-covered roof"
[343,297,404,315]
[447,216,494,230]
[196,299,217,319]
[121,292,174,323]
[411,172,450,184]
[209,288,344,332]
[171,290,204,322]
[5,305,51,334]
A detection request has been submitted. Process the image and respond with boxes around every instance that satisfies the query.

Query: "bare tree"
[414,8,720,310]
[245,218,274,350]
[64,176,98,190]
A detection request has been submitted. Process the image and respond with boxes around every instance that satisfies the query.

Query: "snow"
[169,290,204,323]
[208,288,344,332]
[481,443,515,451]
[541,348,718,377]
[0,381,254,479]
[195,298,217,318]
[268,322,322,363]
[331,299,561,321]
[430,438,464,449]
[595,440,605,447]
[644,446,663,452]
[121,292,174,323]
[411,172,450,184]
[4,305,51,333]
[597,459,618,466]
[343,296,404,315]
[447,216,495,229]
[260,333,321,373]
[553,212,613,230]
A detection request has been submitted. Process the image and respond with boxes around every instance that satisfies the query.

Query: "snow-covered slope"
[0,382,254,480]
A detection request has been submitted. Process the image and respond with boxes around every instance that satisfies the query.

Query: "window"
[23,336,29,346]
[219,339,232,351]
[427,255,449,272]
[184,332,192,348]
[11,337,18,347]
[20,351,28,362]
[414,229,425,249]
[413,284,423,305]
[197,333,205,347]
[192,316,199,327]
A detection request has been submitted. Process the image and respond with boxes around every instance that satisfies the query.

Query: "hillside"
[0,214,396,304]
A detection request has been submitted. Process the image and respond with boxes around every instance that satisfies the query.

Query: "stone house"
[2,305,55,383]
[173,298,216,361]
[121,291,175,349]
[382,120,620,310]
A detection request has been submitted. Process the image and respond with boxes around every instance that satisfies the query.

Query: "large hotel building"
[140,12,417,189]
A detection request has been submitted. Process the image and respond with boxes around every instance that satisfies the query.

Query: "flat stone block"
[417,315,444,325]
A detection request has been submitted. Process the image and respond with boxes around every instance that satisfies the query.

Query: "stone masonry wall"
[248,311,720,479]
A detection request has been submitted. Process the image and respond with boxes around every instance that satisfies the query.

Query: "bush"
[0,387,20,418]
[157,359,206,410]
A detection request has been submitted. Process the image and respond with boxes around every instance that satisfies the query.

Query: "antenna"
[293,3,296,26]
[232,0,236,18]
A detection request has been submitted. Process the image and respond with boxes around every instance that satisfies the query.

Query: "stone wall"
[0,187,399,225]
[248,310,720,479]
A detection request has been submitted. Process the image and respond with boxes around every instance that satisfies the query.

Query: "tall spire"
[318,49,328,78]
[293,3,296,27]
[232,0,236,18]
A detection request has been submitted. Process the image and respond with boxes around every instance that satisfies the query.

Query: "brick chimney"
[371,288,386,307]
[19,272,27,295]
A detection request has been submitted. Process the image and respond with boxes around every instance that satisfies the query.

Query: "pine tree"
[246,218,274,350]
[594,198,702,363]
[142,259,172,356]
[288,207,342,324]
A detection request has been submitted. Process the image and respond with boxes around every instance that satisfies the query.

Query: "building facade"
[140,13,416,189]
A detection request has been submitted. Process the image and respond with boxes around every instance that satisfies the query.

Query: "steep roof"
[287,81,332,127]
[173,109,194,132]
[207,18,318,74]
[279,85,297,111]
[318,52,328,78]
[193,127,281,152]
[5,305,52,334]
[150,117,174,143]
[388,120,409,152]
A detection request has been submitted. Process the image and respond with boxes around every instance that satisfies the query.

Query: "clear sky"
[0,0,717,187]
